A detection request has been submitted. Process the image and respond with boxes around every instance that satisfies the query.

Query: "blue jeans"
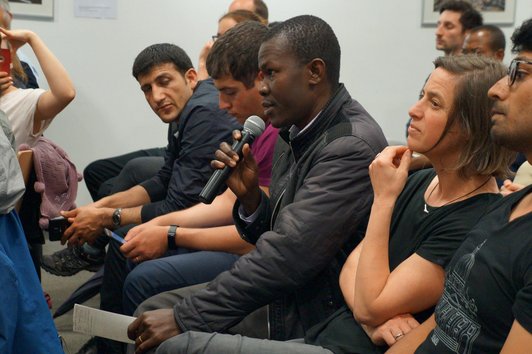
[0,211,63,353]
[123,250,240,315]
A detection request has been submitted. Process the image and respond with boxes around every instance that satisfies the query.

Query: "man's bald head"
[228,0,268,22]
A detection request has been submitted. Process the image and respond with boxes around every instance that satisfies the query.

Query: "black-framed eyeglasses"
[508,59,532,86]
[211,34,219,42]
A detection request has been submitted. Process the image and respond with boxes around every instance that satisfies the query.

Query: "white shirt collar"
[288,111,322,140]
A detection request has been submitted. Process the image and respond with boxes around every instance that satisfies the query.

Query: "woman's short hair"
[434,54,515,179]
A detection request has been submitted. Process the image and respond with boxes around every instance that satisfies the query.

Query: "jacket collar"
[278,84,350,160]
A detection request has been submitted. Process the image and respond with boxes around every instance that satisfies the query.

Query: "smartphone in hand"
[104,228,126,245]
[0,36,11,73]
[48,216,71,241]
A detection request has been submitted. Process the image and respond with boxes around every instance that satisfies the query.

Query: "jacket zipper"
[270,188,286,230]
[270,143,296,230]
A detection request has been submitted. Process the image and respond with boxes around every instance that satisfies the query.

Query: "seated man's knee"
[156,332,198,354]
[109,156,163,195]
[134,283,207,316]
[121,156,163,184]
[83,159,108,183]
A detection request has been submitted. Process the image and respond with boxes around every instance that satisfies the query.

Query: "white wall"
[12,0,532,205]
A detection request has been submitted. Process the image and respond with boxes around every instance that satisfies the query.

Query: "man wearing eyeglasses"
[388,18,532,354]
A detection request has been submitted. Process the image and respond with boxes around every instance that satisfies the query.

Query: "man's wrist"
[241,188,262,216]
[95,207,115,229]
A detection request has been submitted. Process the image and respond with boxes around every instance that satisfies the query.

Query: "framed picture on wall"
[422,0,515,25]
[9,0,54,19]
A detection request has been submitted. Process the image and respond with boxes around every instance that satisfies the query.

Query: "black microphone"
[199,115,265,204]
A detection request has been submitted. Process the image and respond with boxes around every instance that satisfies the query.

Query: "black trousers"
[18,169,44,279]
[84,147,165,201]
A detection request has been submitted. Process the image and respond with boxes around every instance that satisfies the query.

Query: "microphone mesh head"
[244,115,266,137]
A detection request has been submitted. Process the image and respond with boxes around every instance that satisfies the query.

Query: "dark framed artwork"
[9,0,54,19]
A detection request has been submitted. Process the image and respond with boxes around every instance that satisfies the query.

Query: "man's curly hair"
[511,18,532,53]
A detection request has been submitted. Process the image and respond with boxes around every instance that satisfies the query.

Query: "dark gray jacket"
[173,84,387,340]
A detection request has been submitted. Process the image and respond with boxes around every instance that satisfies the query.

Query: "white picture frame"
[422,0,515,26]
[9,0,54,19]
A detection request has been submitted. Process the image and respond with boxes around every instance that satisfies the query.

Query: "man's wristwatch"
[167,225,179,250]
[112,208,122,228]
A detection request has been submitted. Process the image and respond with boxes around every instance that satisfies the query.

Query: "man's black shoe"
[41,245,104,276]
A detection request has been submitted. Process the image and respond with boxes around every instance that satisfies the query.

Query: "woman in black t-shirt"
[312,55,514,354]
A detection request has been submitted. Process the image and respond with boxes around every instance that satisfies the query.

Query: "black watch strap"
[112,208,122,228]
[167,225,178,250]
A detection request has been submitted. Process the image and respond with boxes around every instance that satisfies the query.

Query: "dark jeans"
[98,234,239,353]
[98,226,135,354]
[122,250,239,315]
